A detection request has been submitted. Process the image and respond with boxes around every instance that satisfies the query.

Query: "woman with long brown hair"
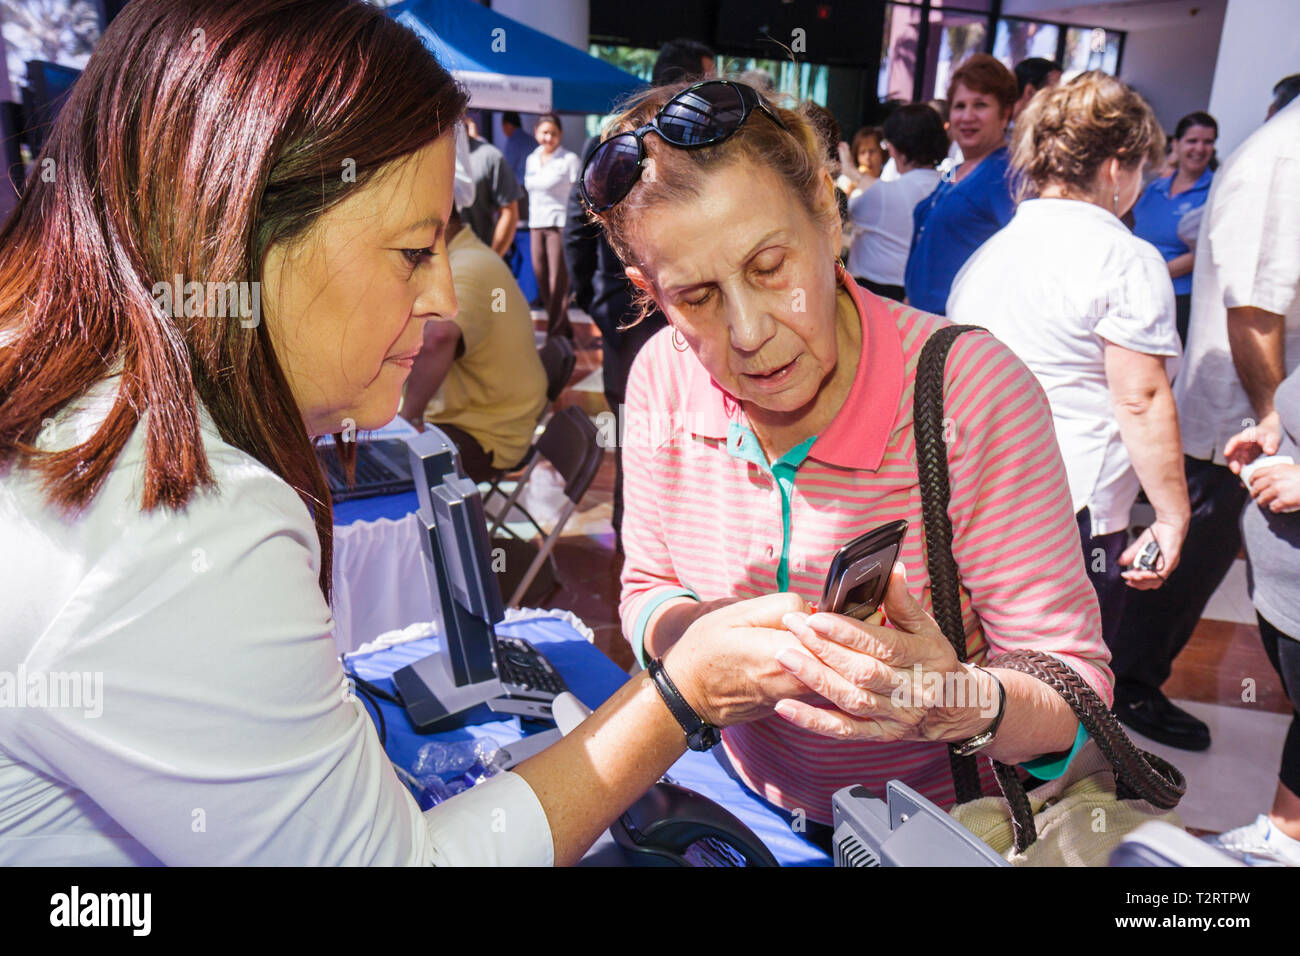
[0,0,814,865]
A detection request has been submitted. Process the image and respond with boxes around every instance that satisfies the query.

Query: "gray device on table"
[390,427,566,733]
[1109,821,1242,866]
[832,781,1009,866]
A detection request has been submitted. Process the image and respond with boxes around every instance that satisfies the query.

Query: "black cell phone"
[818,520,909,620]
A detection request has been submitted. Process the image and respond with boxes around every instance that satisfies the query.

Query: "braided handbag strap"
[986,649,1187,854]
[987,650,1187,810]
[913,324,986,804]
[912,326,1186,854]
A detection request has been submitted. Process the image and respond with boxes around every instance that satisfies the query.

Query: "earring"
[834,256,849,286]
[1113,190,1120,215]
[671,327,688,352]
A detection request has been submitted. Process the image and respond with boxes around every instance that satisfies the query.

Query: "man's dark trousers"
[1107,454,1249,701]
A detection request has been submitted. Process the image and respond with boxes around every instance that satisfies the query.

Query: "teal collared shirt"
[725,422,818,591]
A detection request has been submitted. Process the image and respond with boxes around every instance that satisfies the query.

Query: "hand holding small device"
[775,543,1002,748]
[1132,538,1161,573]
[1245,460,1300,512]
[1240,455,1296,492]
[1119,522,1182,589]
[1223,411,1282,475]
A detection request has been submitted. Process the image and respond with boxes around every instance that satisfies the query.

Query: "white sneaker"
[1207,814,1300,866]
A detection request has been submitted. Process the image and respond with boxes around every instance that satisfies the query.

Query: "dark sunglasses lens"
[659,83,746,146]
[583,133,641,209]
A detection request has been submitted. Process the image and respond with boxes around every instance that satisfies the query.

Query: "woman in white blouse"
[0,0,820,866]
[948,72,1190,649]
[846,104,949,301]
[524,113,582,341]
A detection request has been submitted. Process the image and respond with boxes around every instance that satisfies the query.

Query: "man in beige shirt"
[400,210,546,481]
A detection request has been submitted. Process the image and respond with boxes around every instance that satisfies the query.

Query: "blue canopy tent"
[388,0,644,115]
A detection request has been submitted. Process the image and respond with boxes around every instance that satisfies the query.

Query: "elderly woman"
[948,72,1189,658]
[0,0,822,866]
[581,77,1111,832]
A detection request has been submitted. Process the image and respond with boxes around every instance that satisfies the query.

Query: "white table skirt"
[326,416,577,656]
[330,513,437,656]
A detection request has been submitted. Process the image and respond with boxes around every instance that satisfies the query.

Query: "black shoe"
[1113,692,1211,751]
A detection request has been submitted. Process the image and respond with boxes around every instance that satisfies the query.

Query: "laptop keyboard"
[495,636,569,697]
[317,440,413,499]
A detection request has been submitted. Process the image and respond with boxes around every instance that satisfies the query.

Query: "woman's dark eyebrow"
[394,215,444,238]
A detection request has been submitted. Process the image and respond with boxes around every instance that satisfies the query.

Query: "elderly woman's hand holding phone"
[774,563,998,746]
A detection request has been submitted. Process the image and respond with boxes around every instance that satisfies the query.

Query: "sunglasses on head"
[580,79,790,213]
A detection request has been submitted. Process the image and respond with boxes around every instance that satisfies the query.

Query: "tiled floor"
[526,306,1294,836]
[521,310,632,670]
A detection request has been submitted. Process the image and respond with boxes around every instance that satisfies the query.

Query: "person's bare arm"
[1104,341,1190,582]
[643,597,736,659]
[1166,251,1194,279]
[490,200,519,257]
[517,592,811,865]
[512,670,687,866]
[1228,305,1287,420]
[398,319,462,428]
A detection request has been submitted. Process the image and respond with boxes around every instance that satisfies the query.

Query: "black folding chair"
[538,335,576,408]
[481,335,575,522]
[487,407,603,607]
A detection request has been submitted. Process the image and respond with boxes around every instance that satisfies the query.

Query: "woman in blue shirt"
[904,54,1019,315]
[1132,111,1217,344]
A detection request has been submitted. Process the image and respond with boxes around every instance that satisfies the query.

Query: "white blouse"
[1174,98,1300,464]
[0,374,553,865]
[846,168,941,286]
[524,146,580,229]
[948,198,1181,535]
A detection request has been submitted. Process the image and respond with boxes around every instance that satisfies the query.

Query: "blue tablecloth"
[346,612,832,867]
[334,490,420,525]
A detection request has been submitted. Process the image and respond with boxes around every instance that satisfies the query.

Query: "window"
[1061,26,1121,80]
[720,55,830,104]
[992,18,1061,71]
[1,0,101,97]
[878,2,922,102]
[930,0,993,11]
[587,44,659,84]
[926,10,986,101]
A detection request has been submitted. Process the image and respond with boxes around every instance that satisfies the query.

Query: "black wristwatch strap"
[951,666,1007,757]
[648,658,721,752]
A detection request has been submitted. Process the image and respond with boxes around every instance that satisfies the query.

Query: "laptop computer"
[317,438,416,501]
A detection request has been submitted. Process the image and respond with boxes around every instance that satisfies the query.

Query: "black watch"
[648,658,722,752]
[951,665,1007,757]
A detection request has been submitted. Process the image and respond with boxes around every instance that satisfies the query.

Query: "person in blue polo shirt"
[1132,111,1217,344]
[905,54,1019,316]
